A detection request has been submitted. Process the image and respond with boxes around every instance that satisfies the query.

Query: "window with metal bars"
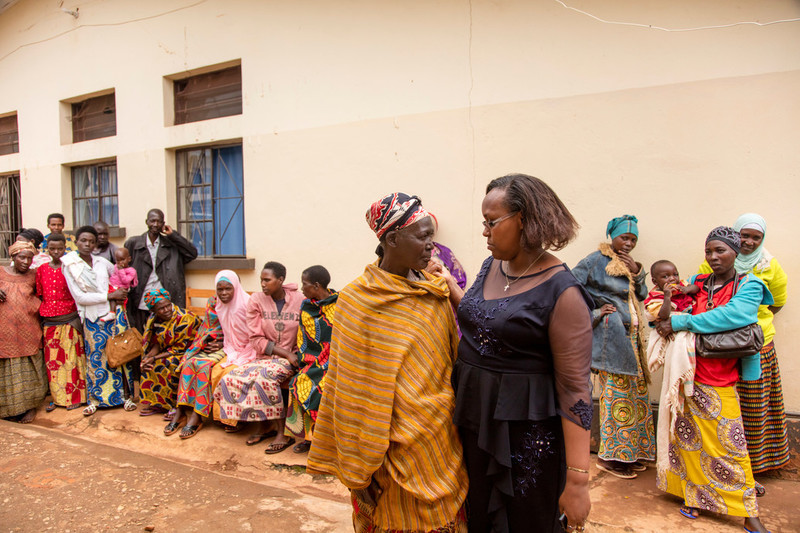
[71,162,119,228]
[174,65,242,125]
[0,174,22,259]
[176,144,245,257]
[71,93,116,143]
[0,114,19,155]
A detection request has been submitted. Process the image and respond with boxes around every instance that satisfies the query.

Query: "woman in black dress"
[439,174,593,532]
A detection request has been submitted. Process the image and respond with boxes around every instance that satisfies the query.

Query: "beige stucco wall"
[1,1,798,408]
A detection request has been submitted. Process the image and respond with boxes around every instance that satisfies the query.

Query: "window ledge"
[186,257,255,271]
[109,227,126,239]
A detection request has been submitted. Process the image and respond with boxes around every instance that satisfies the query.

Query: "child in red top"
[644,260,698,321]
[100,247,138,322]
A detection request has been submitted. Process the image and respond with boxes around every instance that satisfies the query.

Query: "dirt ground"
[0,422,351,533]
[2,407,799,532]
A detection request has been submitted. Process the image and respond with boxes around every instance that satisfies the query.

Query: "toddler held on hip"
[101,247,138,322]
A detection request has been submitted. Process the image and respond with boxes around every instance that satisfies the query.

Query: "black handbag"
[695,323,764,359]
[695,274,765,359]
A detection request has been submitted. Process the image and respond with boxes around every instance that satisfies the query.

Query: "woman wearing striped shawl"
[308,193,468,532]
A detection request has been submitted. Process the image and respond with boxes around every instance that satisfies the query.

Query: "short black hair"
[47,233,67,244]
[47,213,65,224]
[93,220,109,229]
[262,261,286,279]
[650,259,676,273]
[302,265,331,288]
[147,208,165,220]
[18,228,45,248]
[74,225,98,240]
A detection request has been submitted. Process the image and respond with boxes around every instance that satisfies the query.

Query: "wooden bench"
[186,287,216,317]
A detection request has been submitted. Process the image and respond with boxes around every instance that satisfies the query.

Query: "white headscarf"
[733,213,769,274]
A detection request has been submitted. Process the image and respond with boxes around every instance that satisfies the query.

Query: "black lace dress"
[453,257,593,532]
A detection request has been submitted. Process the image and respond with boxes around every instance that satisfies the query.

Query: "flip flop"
[123,398,138,412]
[163,408,178,421]
[164,416,185,436]
[596,460,637,479]
[83,404,97,417]
[66,403,82,411]
[630,461,647,472]
[224,423,245,434]
[179,422,203,440]
[246,430,278,446]
[265,437,296,455]
[679,506,699,520]
[45,402,56,413]
[293,440,312,454]
[139,406,165,417]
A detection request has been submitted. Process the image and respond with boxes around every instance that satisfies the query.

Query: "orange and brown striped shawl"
[307,262,468,531]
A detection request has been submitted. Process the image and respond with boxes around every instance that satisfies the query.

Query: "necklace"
[503,249,546,292]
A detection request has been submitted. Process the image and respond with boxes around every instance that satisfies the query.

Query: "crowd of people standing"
[0,176,790,533]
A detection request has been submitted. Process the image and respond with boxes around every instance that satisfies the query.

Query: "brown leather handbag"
[104,312,145,368]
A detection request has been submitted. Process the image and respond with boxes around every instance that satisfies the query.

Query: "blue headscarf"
[733,213,766,274]
[606,215,639,240]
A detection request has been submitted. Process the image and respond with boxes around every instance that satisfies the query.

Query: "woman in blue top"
[656,226,772,533]
[572,215,655,480]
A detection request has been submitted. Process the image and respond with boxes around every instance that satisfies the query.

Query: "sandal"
[224,423,244,434]
[123,398,137,412]
[754,481,766,497]
[83,404,97,417]
[246,430,277,446]
[179,422,203,440]
[163,408,177,421]
[630,461,647,472]
[164,416,186,436]
[265,437,295,455]
[139,406,165,416]
[293,440,312,454]
[679,506,700,520]
[596,459,637,479]
[45,402,56,413]
[66,403,82,411]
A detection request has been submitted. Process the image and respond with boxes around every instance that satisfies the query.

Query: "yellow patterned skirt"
[657,382,758,517]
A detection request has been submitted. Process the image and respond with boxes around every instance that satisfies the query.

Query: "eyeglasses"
[482,211,518,230]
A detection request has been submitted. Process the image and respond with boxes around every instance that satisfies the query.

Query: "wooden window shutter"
[174,65,242,125]
[72,93,117,143]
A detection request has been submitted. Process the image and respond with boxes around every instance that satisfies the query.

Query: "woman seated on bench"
[214,261,302,452]
[165,270,246,439]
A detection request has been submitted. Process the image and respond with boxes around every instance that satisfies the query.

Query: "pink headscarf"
[214,270,256,367]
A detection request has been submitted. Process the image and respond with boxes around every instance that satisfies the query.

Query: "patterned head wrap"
[705,226,740,254]
[606,215,639,239]
[9,241,36,257]
[733,213,766,274]
[366,192,431,239]
[144,288,171,310]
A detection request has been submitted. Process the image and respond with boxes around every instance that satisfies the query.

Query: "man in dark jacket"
[125,208,198,333]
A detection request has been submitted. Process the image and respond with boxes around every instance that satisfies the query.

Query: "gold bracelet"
[567,466,589,474]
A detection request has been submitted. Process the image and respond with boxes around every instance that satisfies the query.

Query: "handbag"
[694,273,764,359]
[104,311,145,368]
[695,323,764,359]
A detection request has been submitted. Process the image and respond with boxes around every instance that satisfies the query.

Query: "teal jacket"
[672,273,773,380]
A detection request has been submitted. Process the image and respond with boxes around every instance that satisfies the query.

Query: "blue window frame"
[176,144,245,257]
[72,161,119,228]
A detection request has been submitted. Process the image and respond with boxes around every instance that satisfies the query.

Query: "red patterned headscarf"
[366,192,431,239]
